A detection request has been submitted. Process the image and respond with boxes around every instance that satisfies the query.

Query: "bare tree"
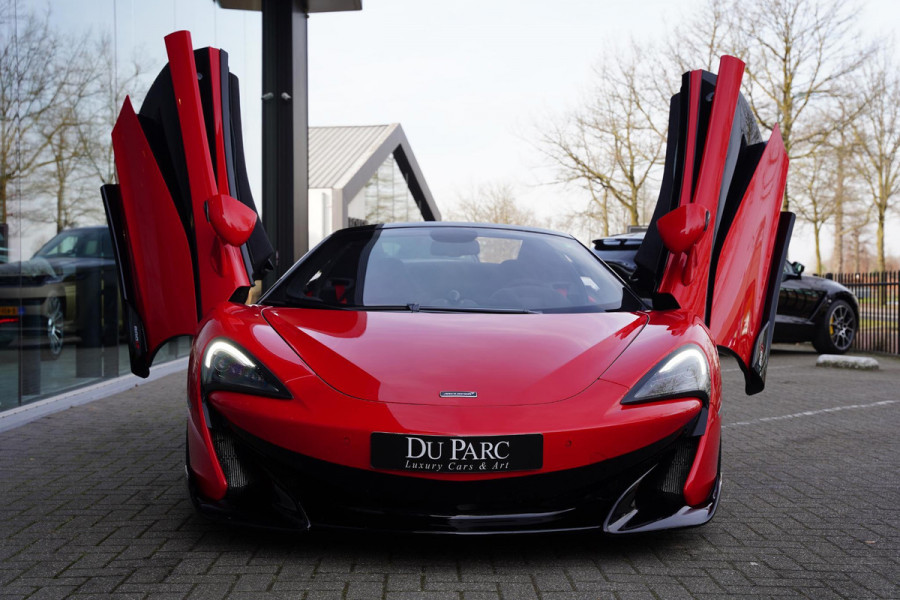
[666,0,736,73]
[0,3,69,227]
[449,182,542,227]
[824,97,872,274]
[791,146,835,273]
[540,45,667,233]
[29,34,108,233]
[668,0,872,212]
[77,36,150,187]
[851,59,900,272]
[1,4,135,237]
[829,126,851,273]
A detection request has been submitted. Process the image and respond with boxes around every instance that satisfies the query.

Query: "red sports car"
[103,32,792,534]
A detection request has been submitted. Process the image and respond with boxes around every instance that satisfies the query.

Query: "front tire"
[813,299,856,354]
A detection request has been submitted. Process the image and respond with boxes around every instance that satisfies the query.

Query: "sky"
[41,0,900,269]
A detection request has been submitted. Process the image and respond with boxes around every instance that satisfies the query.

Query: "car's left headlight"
[621,344,710,405]
[201,338,291,399]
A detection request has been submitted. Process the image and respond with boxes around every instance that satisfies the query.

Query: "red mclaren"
[103,32,793,534]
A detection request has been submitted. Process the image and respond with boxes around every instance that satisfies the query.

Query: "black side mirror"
[791,261,805,275]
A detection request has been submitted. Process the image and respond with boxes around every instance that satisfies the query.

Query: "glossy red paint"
[658,56,744,315]
[599,312,721,390]
[187,304,709,485]
[656,204,709,254]
[164,31,249,316]
[709,125,789,368]
[597,310,723,506]
[110,97,197,356]
[678,70,703,206]
[207,193,257,246]
[262,308,647,406]
[104,39,795,531]
[186,390,227,500]
[207,49,231,195]
[684,409,720,506]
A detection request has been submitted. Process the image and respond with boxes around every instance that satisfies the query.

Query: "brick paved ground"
[1,346,898,599]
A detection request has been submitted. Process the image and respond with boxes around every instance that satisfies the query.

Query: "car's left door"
[103,31,273,377]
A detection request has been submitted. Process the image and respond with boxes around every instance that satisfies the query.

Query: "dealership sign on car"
[102,31,792,534]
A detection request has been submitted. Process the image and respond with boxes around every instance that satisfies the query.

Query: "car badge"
[439,391,477,398]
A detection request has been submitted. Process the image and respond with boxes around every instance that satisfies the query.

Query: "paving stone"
[387,573,422,591]
[0,354,898,600]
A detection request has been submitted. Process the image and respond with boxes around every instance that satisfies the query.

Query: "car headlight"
[201,339,291,399]
[622,344,710,404]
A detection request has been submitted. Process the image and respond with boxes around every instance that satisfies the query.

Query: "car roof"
[339,221,576,240]
[54,226,109,234]
[592,231,645,249]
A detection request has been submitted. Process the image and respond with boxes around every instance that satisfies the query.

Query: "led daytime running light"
[623,344,711,405]
[204,340,254,370]
[201,338,291,399]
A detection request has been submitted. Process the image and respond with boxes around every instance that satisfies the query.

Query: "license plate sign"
[371,433,543,473]
[0,306,19,317]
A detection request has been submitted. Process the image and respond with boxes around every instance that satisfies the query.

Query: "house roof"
[308,125,395,190]
[308,124,440,221]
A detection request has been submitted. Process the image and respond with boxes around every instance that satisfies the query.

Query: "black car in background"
[0,226,116,359]
[592,232,859,354]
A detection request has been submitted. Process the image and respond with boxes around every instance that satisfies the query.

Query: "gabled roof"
[309,125,395,189]
[308,124,440,221]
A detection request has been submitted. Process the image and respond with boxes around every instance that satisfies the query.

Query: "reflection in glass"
[347,154,425,227]
[265,226,643,314]
[0,0,234,411]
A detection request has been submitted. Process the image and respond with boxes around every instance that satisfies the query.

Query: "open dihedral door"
[632,56,794,394]
[102,31,274,377]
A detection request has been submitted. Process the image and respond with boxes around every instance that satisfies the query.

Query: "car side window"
[37,234,77,257]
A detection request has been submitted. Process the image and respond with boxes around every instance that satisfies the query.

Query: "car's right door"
[633,56,794,395]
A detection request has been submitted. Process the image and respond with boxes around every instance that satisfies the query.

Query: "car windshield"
[263,226,644,313]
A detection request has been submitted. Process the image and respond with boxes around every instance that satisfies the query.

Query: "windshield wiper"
[416,306,540,314]
[265,296,354,310]
[266,300,539,314]
[349,304,540,314]
[360,304,421,312]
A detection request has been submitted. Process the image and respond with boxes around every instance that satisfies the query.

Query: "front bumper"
[187,406,719,534]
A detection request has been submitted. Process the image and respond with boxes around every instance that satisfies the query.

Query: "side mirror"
[656,204,710,254]
[791,261,805,275]
[206,194,256,247]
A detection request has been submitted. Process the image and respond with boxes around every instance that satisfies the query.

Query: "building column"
[261,0,309,285]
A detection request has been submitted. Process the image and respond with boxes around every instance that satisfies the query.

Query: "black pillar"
[75,264,103,378]
[262,0,309,286]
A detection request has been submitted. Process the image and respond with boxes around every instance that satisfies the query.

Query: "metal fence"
[825,271,899,355]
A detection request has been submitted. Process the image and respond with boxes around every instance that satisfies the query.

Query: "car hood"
[262,307,647,406]
[0,256,113,284]
[0,258,58,281]
[799,273,855,298]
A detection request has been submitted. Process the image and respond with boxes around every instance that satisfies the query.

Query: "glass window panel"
[1,0,260,411]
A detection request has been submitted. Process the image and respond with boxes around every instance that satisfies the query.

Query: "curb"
[815,354,879,370]
[0,358,189,434]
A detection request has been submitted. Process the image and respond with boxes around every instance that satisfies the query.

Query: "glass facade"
[0,1,261,411]
[347,153,425,227]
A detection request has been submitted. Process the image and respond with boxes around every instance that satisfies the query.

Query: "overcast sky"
[47,0,900,267]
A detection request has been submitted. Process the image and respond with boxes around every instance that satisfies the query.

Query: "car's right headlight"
[621,344,711,405]
[201,338,291,399]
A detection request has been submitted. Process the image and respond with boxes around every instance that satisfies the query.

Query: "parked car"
[592,232,859,354]
[105,42,792,534]
[0,226,116,359]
